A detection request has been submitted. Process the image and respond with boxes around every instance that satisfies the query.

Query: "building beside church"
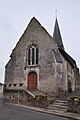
[4,17,79,97]
[0,83,4,102]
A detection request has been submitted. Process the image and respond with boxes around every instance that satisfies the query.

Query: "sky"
[0,0,80,83]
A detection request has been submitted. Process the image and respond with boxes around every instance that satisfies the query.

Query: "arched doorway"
[27,72,37,90]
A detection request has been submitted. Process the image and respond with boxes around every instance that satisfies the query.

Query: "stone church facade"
[4,17,79,97]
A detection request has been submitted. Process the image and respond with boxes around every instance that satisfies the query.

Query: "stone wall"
[76,71,80,90]
[60,53,76,92]
[3,88,50,108]
[68,96,80,113]
[5,17,63,96]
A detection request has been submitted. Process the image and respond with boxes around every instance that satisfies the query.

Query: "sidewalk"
[13,103,80,120]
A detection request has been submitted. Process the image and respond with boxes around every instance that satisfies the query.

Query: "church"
[4,17,79,97]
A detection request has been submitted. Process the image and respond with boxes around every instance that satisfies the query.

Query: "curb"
[5,103,80,120]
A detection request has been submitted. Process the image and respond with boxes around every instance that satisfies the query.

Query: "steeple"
[53,18,64,50]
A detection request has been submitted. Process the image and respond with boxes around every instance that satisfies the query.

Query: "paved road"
[0,103,73,120]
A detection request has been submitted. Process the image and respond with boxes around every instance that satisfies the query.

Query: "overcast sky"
[0,0,80,83]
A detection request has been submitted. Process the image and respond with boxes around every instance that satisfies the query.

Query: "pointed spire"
[53,17,64,50]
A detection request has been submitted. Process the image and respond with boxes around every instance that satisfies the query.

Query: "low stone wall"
[68,96,80,113]
[3,89,50,108]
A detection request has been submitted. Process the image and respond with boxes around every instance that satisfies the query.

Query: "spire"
[53,17,64,50]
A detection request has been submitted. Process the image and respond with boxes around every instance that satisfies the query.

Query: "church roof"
[59,48,76,68]
[53,18,77,68]
[53,18,64,50]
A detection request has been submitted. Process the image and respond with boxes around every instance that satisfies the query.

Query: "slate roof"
[53,50,62,63]
[59,48,76,68]
[53,18,77,68]
[53,18,64,50]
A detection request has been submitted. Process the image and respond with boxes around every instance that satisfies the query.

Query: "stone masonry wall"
[5,17,64,96]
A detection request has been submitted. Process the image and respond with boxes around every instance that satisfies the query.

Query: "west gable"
[11,17,58,55]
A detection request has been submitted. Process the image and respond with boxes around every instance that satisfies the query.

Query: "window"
[36,47,38,64]
[32,48,34,64]
[27,44,39,65]
[28,48,30,65]
[52,50,62,63]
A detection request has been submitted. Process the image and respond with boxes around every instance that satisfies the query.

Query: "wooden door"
[28,72,37,90]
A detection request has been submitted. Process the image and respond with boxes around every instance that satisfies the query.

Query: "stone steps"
[26,90,46,98]
[47,99,68,113]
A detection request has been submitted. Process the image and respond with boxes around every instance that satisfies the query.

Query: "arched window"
[27,45,39,65]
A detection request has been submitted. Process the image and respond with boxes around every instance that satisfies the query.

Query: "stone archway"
[27,72,37,90]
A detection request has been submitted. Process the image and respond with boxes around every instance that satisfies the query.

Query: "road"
[0,103,73,120]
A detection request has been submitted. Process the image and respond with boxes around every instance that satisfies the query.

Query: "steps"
[47,99,68,113]
[26,90,46,98]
